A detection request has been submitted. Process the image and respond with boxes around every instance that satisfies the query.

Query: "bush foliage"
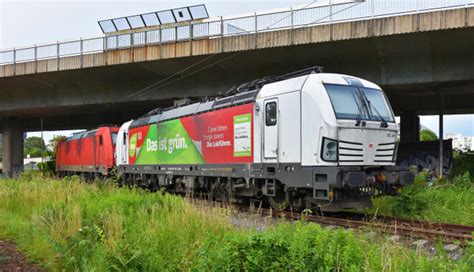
[372,172,474,226]
[419,129,438,141]
[24,136,48,158]
[453,150,474,178]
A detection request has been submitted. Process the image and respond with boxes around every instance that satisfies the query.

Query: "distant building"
[24,156,51,170]
[445,133,474,151]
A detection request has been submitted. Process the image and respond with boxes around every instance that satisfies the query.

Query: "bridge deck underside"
[1,26,474,130]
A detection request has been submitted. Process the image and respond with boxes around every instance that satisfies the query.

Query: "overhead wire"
[106,0,318,107]
[107,1,363,108]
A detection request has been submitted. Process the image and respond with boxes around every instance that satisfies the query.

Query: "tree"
[48,135,67,159]
[420,129,438,141]
[24,136,49,158]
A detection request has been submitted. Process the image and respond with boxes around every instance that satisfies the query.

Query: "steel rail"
[255,208,474,244]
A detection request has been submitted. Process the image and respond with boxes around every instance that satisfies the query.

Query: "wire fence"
[1,0,473,65]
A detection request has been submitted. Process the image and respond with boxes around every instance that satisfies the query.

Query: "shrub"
[453,150,474,178]
[452,172,473,187]
[390,173,429,216]
[37,160,56,177]
[373,172,474,225]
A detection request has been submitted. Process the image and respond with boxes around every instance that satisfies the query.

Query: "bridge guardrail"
[1,0,473,65]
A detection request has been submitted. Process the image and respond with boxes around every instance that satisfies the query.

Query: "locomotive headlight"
[321,138,338,162]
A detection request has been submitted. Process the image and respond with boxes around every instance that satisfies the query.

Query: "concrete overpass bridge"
[1,0,474,176]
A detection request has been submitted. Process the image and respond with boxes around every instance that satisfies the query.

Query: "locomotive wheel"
[118,175,125,187]
[149,176,159,192]
[211,183,230,202]
[267,189,290,211]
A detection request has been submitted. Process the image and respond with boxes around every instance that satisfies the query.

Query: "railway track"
[186,197,473,244]
[250,207,474,244]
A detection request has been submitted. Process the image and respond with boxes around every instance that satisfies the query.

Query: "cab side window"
[265,102,277,126]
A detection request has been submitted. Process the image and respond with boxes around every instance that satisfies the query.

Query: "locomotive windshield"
[112,132,118,145]
[324,84,395,123]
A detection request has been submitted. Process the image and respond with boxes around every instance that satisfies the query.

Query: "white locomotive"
[116,67,413,211]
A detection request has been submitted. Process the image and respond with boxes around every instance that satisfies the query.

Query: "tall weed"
[373,172,474,225]
[0,175,472,271]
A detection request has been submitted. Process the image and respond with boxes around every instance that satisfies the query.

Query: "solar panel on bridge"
[98,20,116,33]
[157,10,175,24]
[113,18,131,31]
[98,4,209,34]
[128,15,146,28]
[172,7,192,22]
[142,13,160,27]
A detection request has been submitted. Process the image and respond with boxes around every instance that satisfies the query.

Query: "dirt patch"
[0,240,44,271]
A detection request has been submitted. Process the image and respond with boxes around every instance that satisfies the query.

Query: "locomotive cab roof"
[64,126,118,142]
[65,130,98,142]
[129,66,380,129]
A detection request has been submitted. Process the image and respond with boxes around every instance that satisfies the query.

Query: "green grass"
[372,172,474,226]
[0,174,473,271]
[453,151,474,178]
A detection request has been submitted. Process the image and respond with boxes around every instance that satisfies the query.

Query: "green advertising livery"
[134,121,205,165]
[233,113,252,157]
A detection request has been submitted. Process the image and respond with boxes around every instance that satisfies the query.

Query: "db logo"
[368,144,374,148]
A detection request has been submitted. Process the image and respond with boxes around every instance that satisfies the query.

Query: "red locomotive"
[56,126,119,178]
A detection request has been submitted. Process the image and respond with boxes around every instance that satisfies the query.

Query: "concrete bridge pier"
[2,119,24,178]
[400,111,420,143]
[400,106,446,178]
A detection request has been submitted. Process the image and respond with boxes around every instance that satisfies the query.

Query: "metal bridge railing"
[1,0,473,65]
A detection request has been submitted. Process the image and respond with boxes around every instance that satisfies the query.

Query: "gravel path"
[0,240,44,271]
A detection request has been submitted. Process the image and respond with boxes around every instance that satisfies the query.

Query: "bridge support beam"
[438,97,444,178]
[2,119,24,178]
[400,111,420,143]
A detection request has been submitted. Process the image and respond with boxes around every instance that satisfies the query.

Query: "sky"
[1,0,473,143]
[397,115,474,138]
